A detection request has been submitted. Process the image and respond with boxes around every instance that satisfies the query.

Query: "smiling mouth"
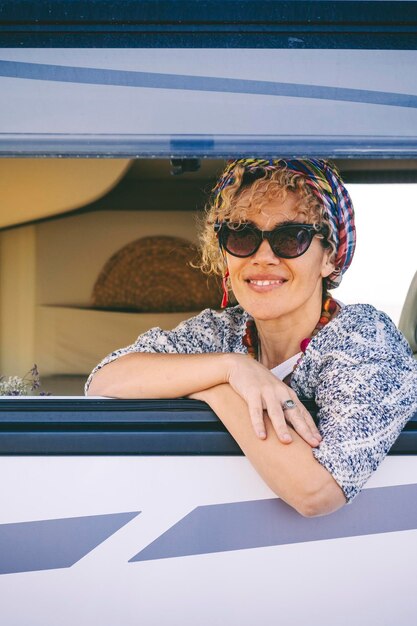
[247,279,286,286]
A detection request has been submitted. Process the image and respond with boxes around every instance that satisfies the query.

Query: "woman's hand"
[218,353,322,447]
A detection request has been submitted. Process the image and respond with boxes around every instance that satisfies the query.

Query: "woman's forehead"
[232,190,303,226]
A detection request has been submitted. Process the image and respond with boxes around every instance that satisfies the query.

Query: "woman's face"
[226,190,334,322]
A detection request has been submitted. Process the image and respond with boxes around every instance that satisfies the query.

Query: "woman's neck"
[255,297,324,369]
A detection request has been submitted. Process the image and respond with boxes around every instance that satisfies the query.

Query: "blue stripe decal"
[0,511,139,575]
[130,484,417,562]
[1,59,417,109]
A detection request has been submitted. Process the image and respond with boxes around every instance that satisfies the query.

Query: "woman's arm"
[87,352,231,398]
[87,350,322,449]
[194,383,346,518]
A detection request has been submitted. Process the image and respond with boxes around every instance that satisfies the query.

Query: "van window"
[0,161,416,397]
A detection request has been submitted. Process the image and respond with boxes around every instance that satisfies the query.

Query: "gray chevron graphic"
[130,484,417,562]
[0,511,140,575]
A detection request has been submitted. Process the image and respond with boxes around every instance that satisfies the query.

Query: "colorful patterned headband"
[213,158,356,289]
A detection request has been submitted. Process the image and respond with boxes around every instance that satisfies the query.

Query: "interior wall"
[0,225,37,376]
[36,210,200,306]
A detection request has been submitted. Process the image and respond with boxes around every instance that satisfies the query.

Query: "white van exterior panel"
[0,455,416,625]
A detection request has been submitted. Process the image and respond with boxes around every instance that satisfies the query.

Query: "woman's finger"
[246,398,267,439]
[286,390,322,442]
[272,388,320,446]
[283,402,321,447]
[262,389,293,443]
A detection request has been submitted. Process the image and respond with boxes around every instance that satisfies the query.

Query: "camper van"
[0,2,417,625]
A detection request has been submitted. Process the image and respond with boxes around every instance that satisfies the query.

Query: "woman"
[86,158,417,517]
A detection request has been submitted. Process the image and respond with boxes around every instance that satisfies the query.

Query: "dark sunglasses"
[214,221,325,259]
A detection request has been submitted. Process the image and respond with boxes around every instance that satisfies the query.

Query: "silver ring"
[282,399,296,410]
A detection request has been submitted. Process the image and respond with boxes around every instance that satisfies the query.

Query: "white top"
[270,353,302,381]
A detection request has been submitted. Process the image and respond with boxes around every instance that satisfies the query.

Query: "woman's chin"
[239,300,288,322]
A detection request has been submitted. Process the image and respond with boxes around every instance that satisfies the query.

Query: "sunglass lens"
[271,227,311,258]
[224,226,259,257]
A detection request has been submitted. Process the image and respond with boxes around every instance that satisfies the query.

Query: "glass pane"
[336,184,417,324]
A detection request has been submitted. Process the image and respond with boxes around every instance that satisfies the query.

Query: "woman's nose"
[252,238,280,263]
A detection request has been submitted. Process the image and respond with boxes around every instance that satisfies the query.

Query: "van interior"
[1,157,416,396]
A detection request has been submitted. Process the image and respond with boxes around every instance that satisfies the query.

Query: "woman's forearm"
[87,352,233,398]
[199,383,346,517]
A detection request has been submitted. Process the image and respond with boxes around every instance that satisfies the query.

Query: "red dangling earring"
[221,268,229,308]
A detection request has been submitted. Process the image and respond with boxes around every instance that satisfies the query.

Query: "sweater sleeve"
[85,307,247,393]
[292,305,417,503]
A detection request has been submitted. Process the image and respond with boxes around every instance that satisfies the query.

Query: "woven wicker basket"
[91,236,222,312]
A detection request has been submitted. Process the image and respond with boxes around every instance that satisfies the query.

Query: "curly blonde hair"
[198,163,336,277]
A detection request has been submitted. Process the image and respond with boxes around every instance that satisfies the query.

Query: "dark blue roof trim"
[1,1,417,24]
[0,0,417,27]
[0,398,415,455]
[0,1,417,48]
